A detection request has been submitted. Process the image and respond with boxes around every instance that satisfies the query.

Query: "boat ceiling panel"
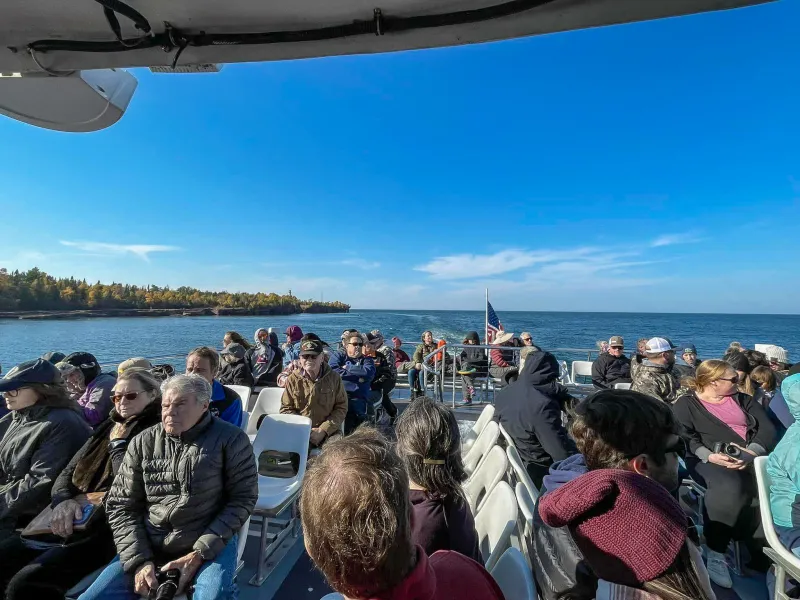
[0,0,773,72]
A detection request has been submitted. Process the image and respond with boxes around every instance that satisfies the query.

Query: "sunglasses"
[522,337,532,342]
[610,346,624,350]
[718,376,739,384]
[112,390,147,403]
[349,342,363,347]
[3,388,26,398]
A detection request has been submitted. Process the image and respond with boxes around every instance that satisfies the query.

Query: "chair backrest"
[474,481,518,571]
[506,445,539,502]
[471,404,495,437]
[463,421,500,475]
[247,387,284,435]
[490,547,537,600]
[252,414,312,482]
[570,360,593,384]
[515,481,536,539]
[237,517,251,563]
[225,384,252,409]
[558,360,571,385]
[613,382,631,390]
[239,411,250,432]
[498,422,515,449]
[754,456,800,569]
[464,445,508,513]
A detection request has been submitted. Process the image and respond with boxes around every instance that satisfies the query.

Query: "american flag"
[486,300,503,342]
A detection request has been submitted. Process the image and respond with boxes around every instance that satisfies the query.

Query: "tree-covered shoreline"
[0,268,350,314]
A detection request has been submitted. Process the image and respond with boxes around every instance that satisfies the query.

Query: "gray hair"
[160,373,212,405]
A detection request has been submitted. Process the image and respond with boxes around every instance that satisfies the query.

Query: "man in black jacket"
[493,351,577,488]
[590,335,631,389]
[531,389,685,600]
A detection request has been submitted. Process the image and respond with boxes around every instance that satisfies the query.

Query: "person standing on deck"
[185,347,243,427]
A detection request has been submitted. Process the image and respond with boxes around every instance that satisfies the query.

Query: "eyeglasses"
[3,388,25,398]
[112,390,147,403]
[522,337,532,342]
[349,342,363,347]
[717,376,739,384]
[610,346,624,350]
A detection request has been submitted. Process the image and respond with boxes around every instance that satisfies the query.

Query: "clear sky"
[1,1,798,313]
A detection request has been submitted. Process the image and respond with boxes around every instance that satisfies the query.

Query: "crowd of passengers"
[0,328,796,599]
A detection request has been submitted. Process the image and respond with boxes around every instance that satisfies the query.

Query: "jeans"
[408,368,425,392]
[78,535,238,600]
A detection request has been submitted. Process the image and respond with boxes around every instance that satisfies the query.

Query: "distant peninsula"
[0,268,349,320]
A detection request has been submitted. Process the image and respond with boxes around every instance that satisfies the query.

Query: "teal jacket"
[768,373,800,528]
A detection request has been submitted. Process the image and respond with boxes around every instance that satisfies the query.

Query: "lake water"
[1,310,798,371]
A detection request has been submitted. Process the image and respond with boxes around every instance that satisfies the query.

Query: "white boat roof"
[0,0,774,73]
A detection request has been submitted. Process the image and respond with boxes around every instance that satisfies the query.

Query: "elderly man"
[79,375,257,600]
[281,338,347,447]
[185,346,243,427]
[329,331,375,433]
[301,428,504,600]
[631,337,680,403]
[591,336,631,389]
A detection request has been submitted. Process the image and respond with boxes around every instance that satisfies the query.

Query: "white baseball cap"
[645,337,677,354]
[767,346,790,364]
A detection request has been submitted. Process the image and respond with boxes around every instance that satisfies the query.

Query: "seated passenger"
[630,337,680,403]
[282,325,304,367]
[78,375,257,600]
[277,333,329,387]
[494,350,577,488]
[217,343,255,388]
[395,398,482,563]
[673,343,700,379]
[725,351,758,397]
[519,331,535,347]
[300,428,504,600]
[41,351,66,364]
[0,368,161,600]
[63,352,117,426]
[367,330,398,424]
[408,331,438,398]
[673,360,779,588]
[489,330,518,386]
[752,365,777,409]
[222,330,250,352]
[185,346,243,427]
[539,469,714,600]
[249,328,281,387]
[392,336,412,374]
[280,338,347,447]
[532,389,685,600]
[328,332,375,433]
[456,331,489,406]
[591,335,631,389]
[0,359,91,539]
[767,346,792,385]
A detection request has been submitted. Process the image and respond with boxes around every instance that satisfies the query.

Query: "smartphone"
[73,504,96,526]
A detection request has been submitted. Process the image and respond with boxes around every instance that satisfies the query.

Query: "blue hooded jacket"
[768,374,800,528]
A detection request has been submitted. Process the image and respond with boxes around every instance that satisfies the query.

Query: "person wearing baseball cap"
[62,351,117,427]
[0,359,91,537]
[217,343,255,388]
[591,335,631,389]
[631,337,680,403]
[281,337,347,447]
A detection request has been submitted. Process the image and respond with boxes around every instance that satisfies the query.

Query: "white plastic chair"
[613,382,631,390]
[755,456,800,599]
[240,411,250,432]
[463,420,500,476]
[225,384,252,410]
[570,360,593,385]
[515,481,536,540]
[506,445,539,502]
[498,422,515,449]
[474,481,518,571]
[463,445,507,513]
[250,414,312,586]
[247,387,284,436]
[490,547,537,600]
[558,360,572,385]
[461,404,495,454]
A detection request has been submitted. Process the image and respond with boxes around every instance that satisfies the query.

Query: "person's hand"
[50,499,83,538]
[309,428,327,447]
[708,453,746,470]
[134,562,158,596]
[415,363,423,370]
[161,551,204,594]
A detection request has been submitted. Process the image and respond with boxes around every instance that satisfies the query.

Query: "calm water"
[1,310,798,371]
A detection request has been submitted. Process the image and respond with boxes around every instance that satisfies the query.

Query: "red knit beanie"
[538,469,687,587]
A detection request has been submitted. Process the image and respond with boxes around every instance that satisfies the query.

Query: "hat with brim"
[299,339,324,357]
[493,331,515,345]
[118,357,153,374]
[0,359,62,393]
[221,343,247,360]
[645,337,676,354]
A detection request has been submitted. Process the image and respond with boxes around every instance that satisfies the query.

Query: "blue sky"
[1,1,799,313]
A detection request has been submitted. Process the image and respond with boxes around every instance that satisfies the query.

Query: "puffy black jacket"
[106,412,257,573]
[590,353,631,389]
[217,359,255,388]
[494,352,577,487]
[0,402,91,535]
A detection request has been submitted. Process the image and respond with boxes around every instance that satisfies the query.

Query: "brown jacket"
[280,363,347,436]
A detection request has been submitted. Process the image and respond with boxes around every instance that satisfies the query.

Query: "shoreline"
[0,306,350,321]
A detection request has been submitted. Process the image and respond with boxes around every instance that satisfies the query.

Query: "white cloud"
[414,248,597,280]
[340,259,381,270]
[59,241,180,262]
[650,232,703,248]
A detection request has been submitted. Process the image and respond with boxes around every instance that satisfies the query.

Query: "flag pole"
[485,288,489,344]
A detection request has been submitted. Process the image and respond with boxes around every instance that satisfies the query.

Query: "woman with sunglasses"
[0,367,160,600]
[673,359,779,589]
